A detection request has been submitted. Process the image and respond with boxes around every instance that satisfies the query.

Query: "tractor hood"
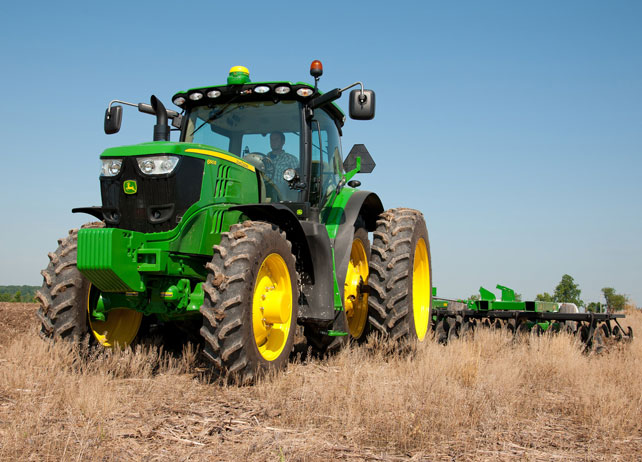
[100,141,257,173]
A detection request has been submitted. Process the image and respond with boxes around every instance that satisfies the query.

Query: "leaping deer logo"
[123,180,137,194]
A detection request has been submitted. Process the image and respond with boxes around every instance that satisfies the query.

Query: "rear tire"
[368,208,432,342]
[200,221,298,382]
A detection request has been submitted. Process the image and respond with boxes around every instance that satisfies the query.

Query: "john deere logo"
[123,180,137,195]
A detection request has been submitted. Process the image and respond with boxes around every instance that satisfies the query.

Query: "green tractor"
[36,61,432,380]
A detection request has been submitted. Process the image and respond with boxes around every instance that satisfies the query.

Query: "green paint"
[322,188,356,240]
[80,72,356,322]
[331,249,343,310]
[91,279,204,321]
[433,284,568,334]
[343,155,361,183]
[496,284,515,302]
[327,330,348,337]
[227,70,251,85]
[81,140,254,293]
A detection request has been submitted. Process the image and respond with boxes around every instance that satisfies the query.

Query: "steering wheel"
[243,152,274,173]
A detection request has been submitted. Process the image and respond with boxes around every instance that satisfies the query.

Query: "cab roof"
[172,81,346,127]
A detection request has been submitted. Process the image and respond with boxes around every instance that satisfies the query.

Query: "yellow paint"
[412,238,431,341]
[87,284,142,348]
[252,253,293,361]
[206,159,217,165]
[344,238,369,339]
[229,65,250,75]
[185,148,255,172]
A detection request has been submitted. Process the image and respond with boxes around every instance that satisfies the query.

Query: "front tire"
[36,224,143,347]
[368,208,432,342]
[200,221,298,382]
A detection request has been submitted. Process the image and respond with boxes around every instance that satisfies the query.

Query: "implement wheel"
[368,208,432,342]
[200,221,298,382]
[36,223,142,347]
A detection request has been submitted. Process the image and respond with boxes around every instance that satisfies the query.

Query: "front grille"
[100,155,204,233]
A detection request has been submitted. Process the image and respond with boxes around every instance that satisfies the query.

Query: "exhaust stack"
[150,95,170,141]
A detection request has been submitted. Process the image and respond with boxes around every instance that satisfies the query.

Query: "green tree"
[553,274,583,307]
[586,301,602,313]
[12,291,22,302]
[601,287,628,311]
[535,292,554,302]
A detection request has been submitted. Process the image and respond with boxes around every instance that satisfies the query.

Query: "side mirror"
[349,89,375,120]
[104,105,123,134]
[343,144,376,173]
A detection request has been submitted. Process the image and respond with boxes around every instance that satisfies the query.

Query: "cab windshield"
[184,100,302,202]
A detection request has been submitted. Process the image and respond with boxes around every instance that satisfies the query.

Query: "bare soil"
[0,302,640,461]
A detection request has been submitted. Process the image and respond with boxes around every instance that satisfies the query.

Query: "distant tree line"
[0,286,39,303]
[535,274,631,312]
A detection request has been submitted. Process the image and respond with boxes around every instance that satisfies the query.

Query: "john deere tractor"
[36,61,432,380]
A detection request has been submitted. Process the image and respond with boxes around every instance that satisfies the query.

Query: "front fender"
[230,203,335,324]
[229,203,314,281]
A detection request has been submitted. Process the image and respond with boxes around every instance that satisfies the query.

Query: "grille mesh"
[100,156,204,233]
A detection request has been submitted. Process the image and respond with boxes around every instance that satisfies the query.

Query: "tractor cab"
[172,63,374,217]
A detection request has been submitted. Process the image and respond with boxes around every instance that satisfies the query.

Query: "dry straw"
[0,303,640,461]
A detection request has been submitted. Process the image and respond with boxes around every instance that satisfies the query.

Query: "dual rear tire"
[304,208,433,356]
[368,208,433,342]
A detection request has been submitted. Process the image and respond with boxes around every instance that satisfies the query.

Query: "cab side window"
[310,110,342,207]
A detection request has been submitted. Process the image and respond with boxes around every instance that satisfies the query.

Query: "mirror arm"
[108,99,136,111]
[340,81,366,102]
[107,100,179,119]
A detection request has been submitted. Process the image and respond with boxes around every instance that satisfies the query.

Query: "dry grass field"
[0,302,640,461]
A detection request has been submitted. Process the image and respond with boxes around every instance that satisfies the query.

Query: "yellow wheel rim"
[87,284,142,348]
[412,238,431,341]
[252,253,293,361]
[344,238,369,339]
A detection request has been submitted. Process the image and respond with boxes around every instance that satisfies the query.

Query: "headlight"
[283,168,297,182]
[101,158,122,177]
[136,156,179,175]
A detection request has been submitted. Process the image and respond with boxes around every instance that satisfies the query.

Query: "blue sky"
[1,1,640,305]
